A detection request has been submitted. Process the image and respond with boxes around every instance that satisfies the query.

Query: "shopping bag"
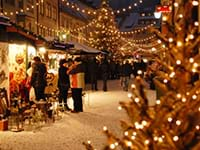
[29,87,35,101]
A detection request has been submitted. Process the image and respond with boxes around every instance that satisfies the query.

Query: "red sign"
[156,5,171,12]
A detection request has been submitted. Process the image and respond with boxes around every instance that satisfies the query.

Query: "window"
[18,0,23,9]
[5,0,15,6]
[39,1,45,15]
[52,7,57,21]
[45,3,51,18]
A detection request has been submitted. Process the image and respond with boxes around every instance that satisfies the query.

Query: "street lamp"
[154,12,162,19]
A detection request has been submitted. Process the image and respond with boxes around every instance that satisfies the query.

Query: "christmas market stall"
[0,15,48,131]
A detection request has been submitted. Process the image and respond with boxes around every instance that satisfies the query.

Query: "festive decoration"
[88,0,122,53]
[83,0,200,149]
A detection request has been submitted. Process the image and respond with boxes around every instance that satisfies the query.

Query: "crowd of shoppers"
[25,55,152,113]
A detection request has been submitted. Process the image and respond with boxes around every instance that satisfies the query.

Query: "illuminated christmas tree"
[84,0,200,149]
[89,0,121,53]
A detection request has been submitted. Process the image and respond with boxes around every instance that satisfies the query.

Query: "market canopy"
[67,41,105,55]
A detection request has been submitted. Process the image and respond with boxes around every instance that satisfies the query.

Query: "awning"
[67,41,103,55]
[47,40,74,51]
[6,23,46,46]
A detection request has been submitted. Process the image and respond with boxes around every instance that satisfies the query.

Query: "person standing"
[67,57,85,113]
[58,59,71,111]
[121,60,132,91]
[88,57,99,91]
[30,56,47,101]
[100,58,109,91]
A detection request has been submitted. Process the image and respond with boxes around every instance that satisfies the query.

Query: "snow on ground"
[0,79,156,150]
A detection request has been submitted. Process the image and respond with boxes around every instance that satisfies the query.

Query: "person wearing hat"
[57,59,71,111]
[30,56,47,101]
[67,57,85,113]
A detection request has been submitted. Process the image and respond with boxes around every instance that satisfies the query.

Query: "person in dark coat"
[30,56,47,101]
[100,58,109,91]
[88,58,99,91]
[121,60,132,91]
[58,59,71,111]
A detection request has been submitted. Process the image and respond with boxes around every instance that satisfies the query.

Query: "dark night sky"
[79,0,160,12]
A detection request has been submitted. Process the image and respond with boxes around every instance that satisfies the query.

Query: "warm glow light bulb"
[174,2,179,7]
[169,72,175,78]
[87,140,91,144]
[182,97,187,102]
[192,95,197,100]
[103,126,107,131]
[189,58,194,63]
[128,93,132,98]
[158,137,163,142]
[177,93,181,98]
[131,84,136,89]
[173,136,179,141]
[156,100,161,105]
[177,41,182,47]
[134,97,140,103]
[196,125,200,130]
[118,106,122,110]
[144,140,150,145]
[163,79,168,83]
[110,144,115,149]
[168,117,173,122]
[194,21,199,26]
[124,131,129,136]
[154,136,158,141]
[192,0,199,6]
[176,60,181,65]
[169,38,173,42]
[176,120,181,126]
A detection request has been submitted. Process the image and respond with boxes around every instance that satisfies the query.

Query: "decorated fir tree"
[84,0,200,149]
[88,0,121,53]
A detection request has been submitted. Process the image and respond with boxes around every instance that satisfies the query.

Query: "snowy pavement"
[0,79,156,150]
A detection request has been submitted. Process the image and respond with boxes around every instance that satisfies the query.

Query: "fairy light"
[124,131,129,136]
[128,93,132,98]
[177,41,183,47]
[174,2,179,7]
[168,38,173,42]
[178,14,183,18]
[118,106,122,110]
[141,120,148,126]
[137,70,142,75]
[126,141,132,147]
[188,34,194,40]
[176,120,181,126]
[173,136,179,141]
[182,97,187,102]
[194,21,199,26]
[131,84,136,89]
[176,60,181,65]
[192,94,197,100]
[193,63,198,68]
[144,140,150,145]
[168,117,173,122]
[158,137,163,143]
[196,125,200,130]
[177,93,182,98]
[169,72,175,78]
[154,136,158,141]
[110,143,115,149]
[156,99,161,105]
[189,58,194,63]
[131,136,136,140]
[103,126,108,131]
[163,79,168,83]
[134,97,140,103]
[192,0,199,6]
[87,140,91,144]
